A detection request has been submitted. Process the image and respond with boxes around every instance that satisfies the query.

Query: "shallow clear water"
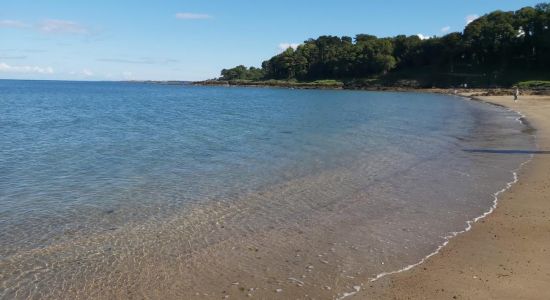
[0,80,534,298]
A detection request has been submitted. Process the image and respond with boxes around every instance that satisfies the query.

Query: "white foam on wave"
[368,159,528,283]
[335,101,536,299]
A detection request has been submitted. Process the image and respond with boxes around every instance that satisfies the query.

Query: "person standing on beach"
[514,88,520,102]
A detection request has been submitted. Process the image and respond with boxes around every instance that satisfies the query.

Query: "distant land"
[124,80,192,85]
[196,3,550,90]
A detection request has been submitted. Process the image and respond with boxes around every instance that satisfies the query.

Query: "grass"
[516,80,550,89]
[223,79,344,88]
[201,76,550,90]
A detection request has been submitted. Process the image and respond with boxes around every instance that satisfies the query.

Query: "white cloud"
[1,18,89,35]
[0,55,27,59]
[97,57,179,64]
[466,14,479,25]
[278,43,300,52]
[81,69,93,76]
[69,69,94,77]
[38,19,88,34]
[122,71,134,80]
[417,34,431,40]
[0,62,54,74]
[0,19,30,28]
[441,26,451,33]
[175,13,212,20]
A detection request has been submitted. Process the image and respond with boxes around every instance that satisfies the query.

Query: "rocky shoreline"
[193,79,550,98]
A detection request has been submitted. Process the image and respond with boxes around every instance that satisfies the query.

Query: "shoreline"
[332,93,537,299]
[358,94,550,299]
[3,84,547,299]
[192,80,550,96]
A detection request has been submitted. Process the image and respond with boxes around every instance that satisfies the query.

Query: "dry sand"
[359,94,550,299]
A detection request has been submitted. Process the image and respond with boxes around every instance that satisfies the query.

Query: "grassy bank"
[196,79,345,89]
[194,78,550,95]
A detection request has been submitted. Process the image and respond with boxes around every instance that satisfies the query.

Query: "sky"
[0,0,544,81]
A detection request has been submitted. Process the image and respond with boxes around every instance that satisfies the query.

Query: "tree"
[219,2,550,86]
[220,65,264,80]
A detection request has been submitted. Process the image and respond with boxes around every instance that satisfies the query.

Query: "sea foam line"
[336,103,535,300]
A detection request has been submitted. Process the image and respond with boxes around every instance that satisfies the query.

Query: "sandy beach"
[360,94,550,299]
[2,86,548,299]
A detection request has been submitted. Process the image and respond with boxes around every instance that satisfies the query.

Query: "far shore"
[356,94,550,299]
[192,79,550,97]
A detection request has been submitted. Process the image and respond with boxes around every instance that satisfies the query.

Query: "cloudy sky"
[0,0,542,81]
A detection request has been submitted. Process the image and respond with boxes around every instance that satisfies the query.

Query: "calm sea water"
[0,80,534,298]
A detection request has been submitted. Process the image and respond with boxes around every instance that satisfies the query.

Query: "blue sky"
[0,0,543,81]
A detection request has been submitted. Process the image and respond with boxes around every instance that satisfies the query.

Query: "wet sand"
[360,94,550,299]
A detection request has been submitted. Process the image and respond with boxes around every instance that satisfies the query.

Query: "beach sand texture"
[360,95,550,299]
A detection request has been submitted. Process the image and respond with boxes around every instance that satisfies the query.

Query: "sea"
[0,80,535,299]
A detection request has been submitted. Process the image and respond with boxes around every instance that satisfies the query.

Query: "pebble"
[275,288,283,293]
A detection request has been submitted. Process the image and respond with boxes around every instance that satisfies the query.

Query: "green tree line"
[219,3,550,87]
